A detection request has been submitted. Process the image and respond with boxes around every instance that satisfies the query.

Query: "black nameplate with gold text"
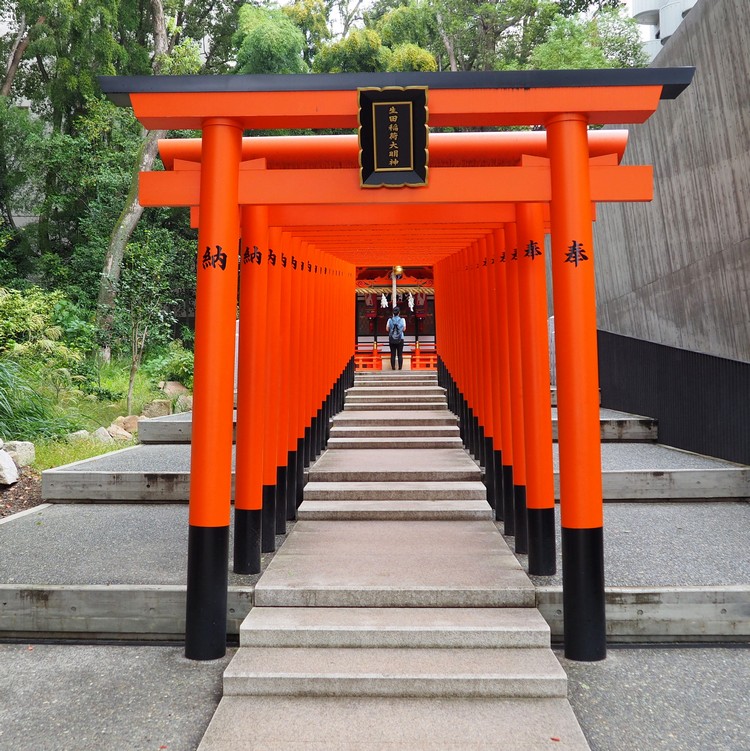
[358,86,428,188]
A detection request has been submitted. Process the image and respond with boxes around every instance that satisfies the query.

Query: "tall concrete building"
[592,0,749,465]
[631,0,698,60]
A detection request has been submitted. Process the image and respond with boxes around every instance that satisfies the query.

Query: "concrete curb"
[0,584,253,640]
[2,584,746,643]
[537,585,750,643]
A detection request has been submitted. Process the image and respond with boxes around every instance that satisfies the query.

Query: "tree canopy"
[1,0,647,363]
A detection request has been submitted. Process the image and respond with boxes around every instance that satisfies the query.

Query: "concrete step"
[303,481,488,500]
[308,448,482,482]
[329,425,460,438]
[343,401,447,411]
[326,436,464,449]
[198,695,590,750]
[137,409,651,443]
[332,410,457,427]
[346,386,446,396]
[297,499,492,520]
[43,443,749,503]
[254,520,534,608]
[222,646,567,698]
[240,607,550,648]
[345,393,446,404]
[355,373,437,382]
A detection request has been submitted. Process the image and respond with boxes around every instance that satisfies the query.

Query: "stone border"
[538,585,750,643]
[2,583,747,643]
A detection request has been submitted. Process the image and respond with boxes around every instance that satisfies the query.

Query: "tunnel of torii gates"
[100,68,694,662]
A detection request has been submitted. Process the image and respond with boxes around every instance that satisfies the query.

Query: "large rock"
[67,430,91,442]
[160,381,189,397]
[0,450,19,485]
[3,440,35,467]
[107,424,133,441]
[91,427,115,444]
[174,394,193,413]
[115,415,140,434]
[142,399,172,418]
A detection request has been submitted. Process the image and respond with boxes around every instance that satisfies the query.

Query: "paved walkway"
[1,370,749,749]
[197,371,590,750]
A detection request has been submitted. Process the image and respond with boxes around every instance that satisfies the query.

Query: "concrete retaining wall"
[593,0,750,363]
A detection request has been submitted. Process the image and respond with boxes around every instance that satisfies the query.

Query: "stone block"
[0,450,19,485]
[174,394,193,413]
[159,380,189,397]
[141,400,172,418]
[107,424,133,441]
[3,440,35,467]
[66,430,90,442]
[91,427,115,444]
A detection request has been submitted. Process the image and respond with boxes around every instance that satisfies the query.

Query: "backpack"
[389,316,403,343]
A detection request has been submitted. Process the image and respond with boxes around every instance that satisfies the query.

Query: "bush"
[0,286,82,368]
[142,341,194,389]
[0,359,80,441]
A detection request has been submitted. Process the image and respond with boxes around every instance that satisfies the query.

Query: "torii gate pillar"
[547,113,605,661]
[185,118,242,661]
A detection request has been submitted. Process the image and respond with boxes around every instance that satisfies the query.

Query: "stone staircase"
[198,371,590,750]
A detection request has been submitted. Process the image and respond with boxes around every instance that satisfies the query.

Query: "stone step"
[326,436,464,449]
[137,410,651,443]
[332,410,457,427]
[297,499,493,520]
[303,481,488,500]
[222,646,567,699]
[254,520,534,608]
[355,373,437,381]
[347,386,446,396]
[240,607,550,649]
[308,448,482,483]
[330,425,460,438]
[346,393,446,404]
[353,378,438,386]
[43,443,749,502]
[343,401,447,411]
[197,696,590,750]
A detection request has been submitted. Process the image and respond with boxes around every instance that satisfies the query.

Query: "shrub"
[142,341,194,389]
[0,359,79,441]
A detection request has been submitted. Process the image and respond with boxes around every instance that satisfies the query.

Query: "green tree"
[529,7,647,69]
[114,236,177,414]
[314,28,392,72]
[282,0,332,67]
[388,42,438,71]
[235,5,309,74]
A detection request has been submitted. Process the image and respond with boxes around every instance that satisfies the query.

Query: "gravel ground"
[0,643,747,751]
[504,502,750,587]
[0,642,232,751]
[560,645,750,751]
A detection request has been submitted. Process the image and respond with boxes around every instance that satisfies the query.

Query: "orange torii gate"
[100,68,693,663]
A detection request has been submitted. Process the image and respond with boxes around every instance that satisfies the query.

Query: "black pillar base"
[514,484,528,554]
[185,524,228,661]
[275,466,287,536]
[562,526,606,661]
[502,466,515,535]
[286,449,297,521]
[493,450,504,521]
[527,507,556,576]
[233,508,261,575]
[304,426,312,466]
[261,484,276,553]
[296,437,305,508]
[482,436,495,510]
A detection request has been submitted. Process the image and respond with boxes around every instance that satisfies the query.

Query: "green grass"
[32,436,139,471]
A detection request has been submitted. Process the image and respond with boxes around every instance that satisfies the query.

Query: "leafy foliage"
[0,358,79,440]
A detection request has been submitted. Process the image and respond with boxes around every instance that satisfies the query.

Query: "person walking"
[387,307,406,370]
